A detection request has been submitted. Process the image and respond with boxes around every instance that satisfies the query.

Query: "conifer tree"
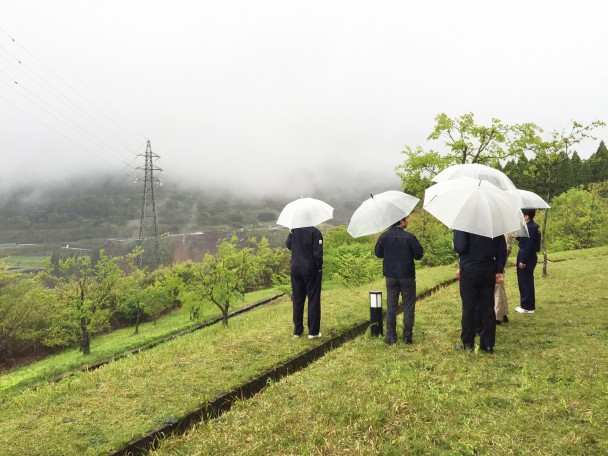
[589,140,608,182]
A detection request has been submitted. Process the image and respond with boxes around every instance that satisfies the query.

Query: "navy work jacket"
[374,226,424,279]
[516,219,540,265]
[286,227,323,271]
[453,230,507,274]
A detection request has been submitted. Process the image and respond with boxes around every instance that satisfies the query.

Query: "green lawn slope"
[152,247,608,455]
[0,265,455,455]
[2,247,606,455]
[0,288,281,397]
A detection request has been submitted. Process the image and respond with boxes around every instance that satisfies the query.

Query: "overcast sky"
[1,1,607,197]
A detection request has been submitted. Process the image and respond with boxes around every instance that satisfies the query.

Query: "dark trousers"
[517,257,537,310]
[291,267,322,336]
[385,277,416,342]
[459,269,496,350]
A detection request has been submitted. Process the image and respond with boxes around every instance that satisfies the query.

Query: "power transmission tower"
[136,140,162,268]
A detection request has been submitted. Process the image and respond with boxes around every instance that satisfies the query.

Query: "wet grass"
[151,249,608,455]
[546,244,608,261]
[0,288,281,397]
[0,265,456,455]
[1,255,48,271]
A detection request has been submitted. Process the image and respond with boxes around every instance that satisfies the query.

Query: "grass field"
[151,247,608,455]
[0,248,606,455]
[0,265,454,455]
[0,254,49,271]
[0,288,281,397]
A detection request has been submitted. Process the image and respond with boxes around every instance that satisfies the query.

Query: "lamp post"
[369,290,383,337]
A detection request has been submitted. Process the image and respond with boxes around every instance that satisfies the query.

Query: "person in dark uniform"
[374,216,424,345]
[515,209,541,314]
[453,230,507,353]
[286,226,323,338]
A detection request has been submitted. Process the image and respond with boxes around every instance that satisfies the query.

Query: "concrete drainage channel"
[109,278,457,456]
[50,293,285,384]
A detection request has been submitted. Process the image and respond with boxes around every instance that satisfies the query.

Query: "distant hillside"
[0,173,399,259]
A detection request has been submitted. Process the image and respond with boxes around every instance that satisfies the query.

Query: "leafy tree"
[246,237,290,292]
[169,261,207,321]
[115,268,146,331]
[0,263,50,363]
[115,253,183,333]
[396,113,531,197]
[520,120,605,275]
[191,237,253,326]
[428,232,460,266]
[395,146,452,198]
[323,225,361,247]
[42,250,134,355]
[331,244,381,287]
[271,272,292,298]
[406,209,451,266]
[547,187,608,250]
[588,181,608,247]
[589,179,608,199]
[321,226,378,280]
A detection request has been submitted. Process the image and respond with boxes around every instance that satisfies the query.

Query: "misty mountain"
[0,168,402,245]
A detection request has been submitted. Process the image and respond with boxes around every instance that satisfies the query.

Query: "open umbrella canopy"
[518,189,550,209]
[424,177,527,239]
[347,190,420,238]
[276,197,334,229]
[433,163,523,208]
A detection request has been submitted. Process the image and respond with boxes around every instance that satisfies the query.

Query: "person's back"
[286,227,323,272]
[375,226,423,279]
[453,230,506,353]
[286,226,323,338]
[374,217,423,345]
[515,210,540,313]
[454,230,506,273]
[516,218,540,266]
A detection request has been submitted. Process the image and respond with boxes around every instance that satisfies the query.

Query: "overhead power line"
[0,39,139,155]
[0,88,133,175]
[0,7,149,170]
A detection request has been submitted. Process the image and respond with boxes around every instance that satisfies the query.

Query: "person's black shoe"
[503,315,509,323]
[455,343,474,351]
[495,320,502,325]
[385,339,396,345]
[480,346,494,354]
[404,337,413,344]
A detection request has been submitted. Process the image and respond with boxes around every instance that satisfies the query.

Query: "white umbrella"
[347,190,420,238]
[432,163,523,208]
[424,177,527,238]
[276,197,334,229]
[518,189,550,209]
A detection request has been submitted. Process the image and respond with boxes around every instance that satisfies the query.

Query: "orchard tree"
[0,263,49,362]
[116,251,178,334]
[520,120,605,276]
[44,250,135,355]
[193,236,253,326]
[396,112,533,197]
[246,236,290,292]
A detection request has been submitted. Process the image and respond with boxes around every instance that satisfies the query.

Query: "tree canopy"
[396,112,535,197]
